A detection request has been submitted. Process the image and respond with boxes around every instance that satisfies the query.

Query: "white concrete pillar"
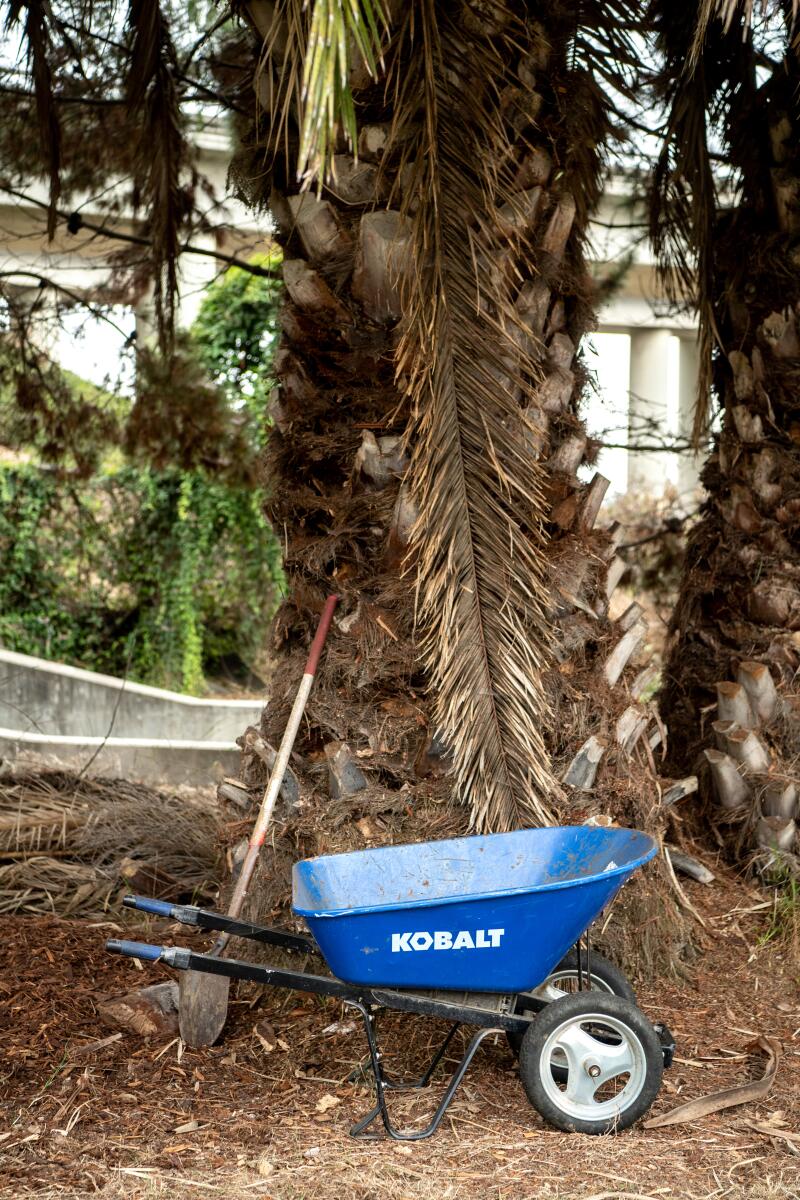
[177,234,220,328]
[133,235,219,345]
[677,334,703,496]
[134,286,157,348]
[627,328,673,493]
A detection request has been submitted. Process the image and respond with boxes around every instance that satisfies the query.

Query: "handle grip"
[303,595,339,675]
[122,895,174,917]
[106,939,163,962]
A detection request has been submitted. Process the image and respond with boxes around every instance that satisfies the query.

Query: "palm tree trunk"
[230,0,683,964]
[659,43,800,854]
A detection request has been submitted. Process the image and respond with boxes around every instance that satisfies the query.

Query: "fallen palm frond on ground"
[645,1035,781,1129]
[0,769,222,915]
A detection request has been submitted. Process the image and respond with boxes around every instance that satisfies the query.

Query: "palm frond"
[125,0,187,348]
[649,2,772,441]
[689,0,798,62]
[649,5,726,442]
[299,0,387,185]
[5,0,61,238]
[247,0,387,188]
[388,0,559,831]
[249,0,305,183]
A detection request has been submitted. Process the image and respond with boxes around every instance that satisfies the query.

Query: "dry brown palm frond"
[125,0,188,347]
[0,770,222,915]
[650,0,777,442]
[387,0,559,832]
[0,856,113,916]
[251,0,306,181]
[689,0,799,64]
[5,0,61,238]
[649,4,730,443]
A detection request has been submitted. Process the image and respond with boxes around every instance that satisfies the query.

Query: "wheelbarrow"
[107,824,675,1139]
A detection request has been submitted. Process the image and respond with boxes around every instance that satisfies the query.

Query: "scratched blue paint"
[292,826,657,992]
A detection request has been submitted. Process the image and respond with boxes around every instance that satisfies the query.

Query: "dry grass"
[0,769,222,915]
[20,1164,800,1200]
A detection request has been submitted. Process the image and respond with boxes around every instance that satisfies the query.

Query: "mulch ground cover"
[1,857,799,1200]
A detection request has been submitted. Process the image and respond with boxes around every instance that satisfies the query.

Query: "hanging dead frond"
[689,0,799,64]
[562,0,642,243]
[388,0,560,831]
[649,5,727,443]
[125,0,188,348]
[649,2,777,442]
[5,0,61,238]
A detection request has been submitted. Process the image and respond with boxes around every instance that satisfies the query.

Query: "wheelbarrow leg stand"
[346,1000,502,1141]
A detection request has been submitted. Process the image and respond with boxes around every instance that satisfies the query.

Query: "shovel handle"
[221,595,340,934]
[304,594,339,675]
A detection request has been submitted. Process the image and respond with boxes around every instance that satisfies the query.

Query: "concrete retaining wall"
[0,649,263,741]
[0,648,265,786]
[0,728,241,788]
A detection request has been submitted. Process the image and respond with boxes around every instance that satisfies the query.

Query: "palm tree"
[226,0,690,955]
[232,1,644,797]
[650,2,800,856]
[6,0,685,956]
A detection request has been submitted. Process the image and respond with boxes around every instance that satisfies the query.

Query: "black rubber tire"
[506,950,636,1059]
[519,992,663,1135]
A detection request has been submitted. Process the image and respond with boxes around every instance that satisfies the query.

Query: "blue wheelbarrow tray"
[293,825,656,993]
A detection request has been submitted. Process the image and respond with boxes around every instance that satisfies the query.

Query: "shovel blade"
[178,970,230,1047]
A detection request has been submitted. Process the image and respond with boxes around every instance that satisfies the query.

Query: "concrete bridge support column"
[677,333,703,498]
[628,328,673,494]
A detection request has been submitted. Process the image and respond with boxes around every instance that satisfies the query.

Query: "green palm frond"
[300,0,387,184]
[250,0,387,188]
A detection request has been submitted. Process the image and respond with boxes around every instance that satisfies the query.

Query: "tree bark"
[660,46,800,866]
[227,1,685,965]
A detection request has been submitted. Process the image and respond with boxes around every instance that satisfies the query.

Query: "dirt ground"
[2,860,799,1200]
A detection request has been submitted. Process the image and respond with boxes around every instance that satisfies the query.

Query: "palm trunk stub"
[228,0,687,973]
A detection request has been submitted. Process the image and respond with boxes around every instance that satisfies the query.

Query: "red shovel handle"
[215,592,341,939]
[304,594,339,675]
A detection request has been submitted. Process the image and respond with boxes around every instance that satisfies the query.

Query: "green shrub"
[0,462,283,692]
[0,256,285,693]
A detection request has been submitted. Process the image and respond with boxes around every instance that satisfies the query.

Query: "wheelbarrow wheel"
[506,949,635,1061]
[519,992,663,1135]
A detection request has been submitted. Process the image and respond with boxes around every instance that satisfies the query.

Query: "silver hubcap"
[539,1012,647,1122]
[528,970,616,1071]
[547,969,616,998]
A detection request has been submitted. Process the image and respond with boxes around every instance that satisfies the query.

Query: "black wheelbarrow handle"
[106,939,163,962]
[122,894,318,955]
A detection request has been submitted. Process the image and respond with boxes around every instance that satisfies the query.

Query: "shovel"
[179,594,340,1047]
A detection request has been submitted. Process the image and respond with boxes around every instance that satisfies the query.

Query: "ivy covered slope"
[0,260,284,694]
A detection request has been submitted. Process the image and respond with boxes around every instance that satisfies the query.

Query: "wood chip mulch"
[1,860,799,1200]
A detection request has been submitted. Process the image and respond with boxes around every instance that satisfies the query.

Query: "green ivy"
[0,463,284,692]
[191,250,283,446]
[0,256,285,692]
